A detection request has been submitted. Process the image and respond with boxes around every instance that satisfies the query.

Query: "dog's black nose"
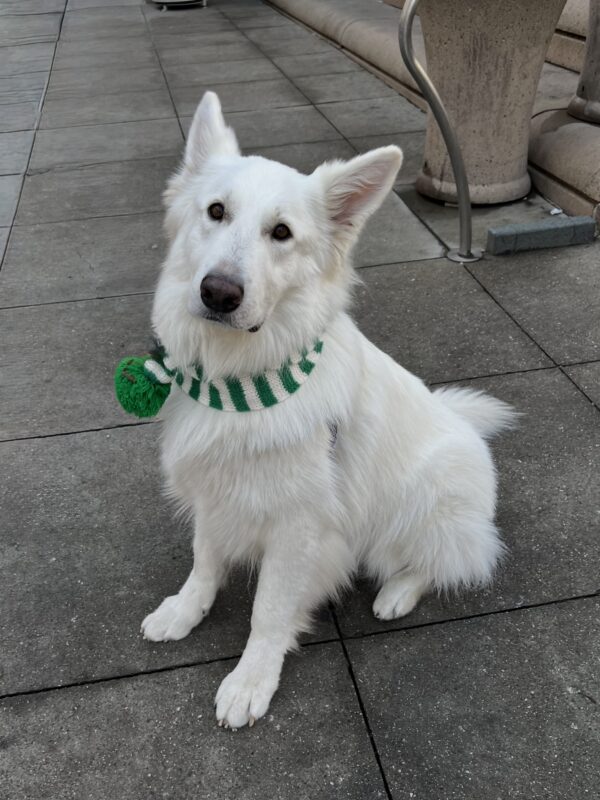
[200,274,244,313]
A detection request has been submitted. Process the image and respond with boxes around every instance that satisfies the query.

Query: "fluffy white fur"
[141,92,515,729]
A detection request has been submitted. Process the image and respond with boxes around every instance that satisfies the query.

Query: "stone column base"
[529,109,600,220]
[415,173,531,206]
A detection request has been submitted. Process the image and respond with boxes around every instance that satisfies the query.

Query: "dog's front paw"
[141,593,208,642]
[215,660,280,730]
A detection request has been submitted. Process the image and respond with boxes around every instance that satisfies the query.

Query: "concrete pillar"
[568,0,600,123]
[415,0,567,204]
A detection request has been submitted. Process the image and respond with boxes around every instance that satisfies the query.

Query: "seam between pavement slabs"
[336,588,600,644]
[0,288,155,310]
[222,13,386,158]
[0,251,460,311]
[331,609,394,800]
[0,6,67,274]
[0,418,156,445]
[141,3,197,142]
[2,359,595,443]
[464,264,600,414]
[11,205,170,227]
[2,589,598,704]
[36,112,182,133]
[0,6,66,19]
[26,150,181,176]
[0,636,342,702]
[3,353,598,443]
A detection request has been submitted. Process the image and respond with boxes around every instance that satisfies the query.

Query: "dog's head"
[154,92,402,367]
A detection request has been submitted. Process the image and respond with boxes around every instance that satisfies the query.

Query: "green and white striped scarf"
[146,339,324,412]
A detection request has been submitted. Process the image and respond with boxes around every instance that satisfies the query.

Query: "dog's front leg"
[141,509,224,642]
[215,521,349,729]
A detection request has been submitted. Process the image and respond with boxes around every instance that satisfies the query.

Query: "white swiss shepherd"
[142,92,515,729]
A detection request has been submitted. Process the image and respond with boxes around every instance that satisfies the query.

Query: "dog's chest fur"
[159,386,342,538]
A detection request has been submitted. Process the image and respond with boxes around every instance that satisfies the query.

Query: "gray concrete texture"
[0,1,599,798]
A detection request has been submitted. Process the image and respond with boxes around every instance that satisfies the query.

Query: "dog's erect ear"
[184,91,240,172]
[314,146,403,235]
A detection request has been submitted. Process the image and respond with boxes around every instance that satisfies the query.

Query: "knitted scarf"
[115,339,324,418]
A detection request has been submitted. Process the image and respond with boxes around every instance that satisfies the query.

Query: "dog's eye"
[272,223,292,241]
[208,203,225,221]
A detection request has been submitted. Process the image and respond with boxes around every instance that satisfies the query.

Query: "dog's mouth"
[201,312,262,334]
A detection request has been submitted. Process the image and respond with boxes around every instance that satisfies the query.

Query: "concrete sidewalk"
[0,1,599,798]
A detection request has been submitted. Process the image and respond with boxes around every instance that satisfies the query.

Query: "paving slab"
[0,644,385,800]
[316,96,427,138]
[564,360,600,407]
[163,58,281,88]
[219,0,282,15]
[399,187,574,252]
[0,212,165,307]
[232,9,295,28]
[346,598,600,800]
[0,13,62,46]
[243,24,334,57]
[354,192,443,267]
[183,105,340,148]
[16,156,178,224]
[232,19,306,36]
[0,101,38,133]
[294,71,397,104]
[249,139,356,174]
[0,426,336,694]
[0,42,55,76]
[0,294,154,440]
[0,0,65,13]
[336,368,600,636]
[0,173,21,226]
[40,88,175,129]
[172,78,308,116]
[53,34,158,71]
[146,13,234,36]
[60,5,145,37]
[29,118,183,172]
[0,130,33,175]
[157,40,262,67]
[46,65,166,99]
[60,19,147,43]
[471,242,600,365]
[273,51,362,78]
[0,71,47,106]
[151,30,247,49]
[353,260,548,383]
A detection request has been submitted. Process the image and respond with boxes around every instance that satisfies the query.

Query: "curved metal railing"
[398,0,482,262]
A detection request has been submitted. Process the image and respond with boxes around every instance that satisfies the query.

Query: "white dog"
[141,92,514,729]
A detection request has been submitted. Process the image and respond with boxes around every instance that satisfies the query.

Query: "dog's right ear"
[183,91,240,173]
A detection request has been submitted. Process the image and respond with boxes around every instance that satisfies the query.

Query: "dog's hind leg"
[372,506,503,621]
[373,570,429,620]
[141,512,224,642]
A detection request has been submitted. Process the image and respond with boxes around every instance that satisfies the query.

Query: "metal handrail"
[398,0,482,262]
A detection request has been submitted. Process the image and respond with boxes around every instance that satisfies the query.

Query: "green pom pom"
[115,356,171,418]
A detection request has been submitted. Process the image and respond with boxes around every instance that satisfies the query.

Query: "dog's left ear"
[313,146,403,236]
[184,91,240,173]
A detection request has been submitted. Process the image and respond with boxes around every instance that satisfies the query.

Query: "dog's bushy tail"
[434,386,518,439]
